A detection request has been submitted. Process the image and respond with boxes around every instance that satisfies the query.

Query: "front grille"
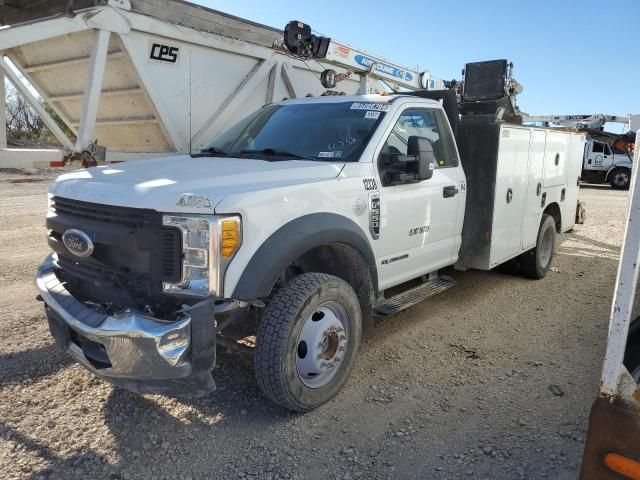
[51,196,157,228]
[49,197,182,308]
[159,229,181,278]
[58,254,111,280]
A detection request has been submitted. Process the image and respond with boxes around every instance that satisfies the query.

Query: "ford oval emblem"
[62,229,94,258]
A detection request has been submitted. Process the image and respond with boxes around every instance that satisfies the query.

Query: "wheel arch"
[605,165,631,182]
[543,202,562,233]
[230,213,378,336]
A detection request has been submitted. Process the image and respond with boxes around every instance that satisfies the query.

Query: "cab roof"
[277,93,441,107]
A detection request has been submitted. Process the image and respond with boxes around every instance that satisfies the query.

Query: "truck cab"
[37,92,581,411]
[583,137,633,189]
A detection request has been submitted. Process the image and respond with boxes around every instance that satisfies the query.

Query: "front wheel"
[520,214,557,279]
[609,167,631,190]
[255,273,362,412]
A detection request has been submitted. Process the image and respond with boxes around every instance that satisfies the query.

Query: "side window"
[604,143,611,155]
[434,110,458,168]
[592,142,604,153]
[378,108,457,186]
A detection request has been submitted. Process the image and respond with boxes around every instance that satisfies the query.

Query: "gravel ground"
[0,168,630,480]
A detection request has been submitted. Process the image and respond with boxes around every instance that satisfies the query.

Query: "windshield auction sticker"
[318,151,342,158]
[349,102,391,112]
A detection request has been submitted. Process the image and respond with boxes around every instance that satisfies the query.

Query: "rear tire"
[609,167,631,190]
[255,273,362,412]
[520,214,557,279]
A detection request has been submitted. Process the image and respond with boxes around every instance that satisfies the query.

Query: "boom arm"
[523,114,635,130]
[280,20,445,93]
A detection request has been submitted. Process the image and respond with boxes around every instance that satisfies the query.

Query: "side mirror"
[407,136,436,180]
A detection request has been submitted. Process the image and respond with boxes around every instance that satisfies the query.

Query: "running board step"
[373,276,457,316]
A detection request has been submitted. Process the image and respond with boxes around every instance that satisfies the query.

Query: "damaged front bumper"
[36,255,217,396]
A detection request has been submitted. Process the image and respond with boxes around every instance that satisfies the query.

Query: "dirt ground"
[0,167,630,480]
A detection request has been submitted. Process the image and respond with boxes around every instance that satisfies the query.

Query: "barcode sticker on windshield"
[350,102,391,112]
[318,151,343,158]
[365,111,381,119]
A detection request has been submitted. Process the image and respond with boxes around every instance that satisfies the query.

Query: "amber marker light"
[220,218,241,258]
[604,452,640,479]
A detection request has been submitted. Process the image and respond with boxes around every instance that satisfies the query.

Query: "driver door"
[602,143,614,170]
[374,106,461,290]
[588,141,606,170]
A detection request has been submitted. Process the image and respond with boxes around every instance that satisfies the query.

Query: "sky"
[198,0,640,133]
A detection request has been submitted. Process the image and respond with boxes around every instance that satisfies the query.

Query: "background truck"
[34,19,586,411]
[524,114,638,189]
[582,135,634,189]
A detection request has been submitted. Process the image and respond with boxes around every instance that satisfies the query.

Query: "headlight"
[162,215,241,297]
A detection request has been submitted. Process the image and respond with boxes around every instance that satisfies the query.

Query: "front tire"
[255,273,362,412]
[520,214,557,279]
[609,167,631,190]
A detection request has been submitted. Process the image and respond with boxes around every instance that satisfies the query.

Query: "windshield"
[202,101,388,161]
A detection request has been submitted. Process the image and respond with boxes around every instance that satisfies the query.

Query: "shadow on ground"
[0,342,72,388]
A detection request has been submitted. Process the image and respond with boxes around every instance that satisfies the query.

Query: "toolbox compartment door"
[543,131,570,187]
[521,129,546,250]
[489,126,531,267]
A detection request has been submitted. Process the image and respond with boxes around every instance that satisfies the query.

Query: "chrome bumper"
[36,255,216,396]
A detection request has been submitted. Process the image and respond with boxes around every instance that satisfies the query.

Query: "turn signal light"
[220,219,240,258]
[604,452,640,479]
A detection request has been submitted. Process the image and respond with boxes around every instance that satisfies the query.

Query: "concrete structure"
[0,0,381,166]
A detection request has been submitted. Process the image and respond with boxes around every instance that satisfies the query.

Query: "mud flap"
[576,200,586,224]
[579,396,640,479]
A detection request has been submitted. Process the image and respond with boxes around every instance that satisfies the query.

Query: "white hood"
[50,155,344,213]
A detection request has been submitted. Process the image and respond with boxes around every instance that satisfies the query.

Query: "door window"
[378,108,457,186]
[592,142,604,153]
[604,144,612,155]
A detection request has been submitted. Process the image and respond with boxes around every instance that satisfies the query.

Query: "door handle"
[443,185,458,198]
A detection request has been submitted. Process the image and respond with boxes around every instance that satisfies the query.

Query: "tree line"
[5,83,74,147]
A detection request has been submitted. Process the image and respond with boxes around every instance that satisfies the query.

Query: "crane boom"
[318,39,446,92]
[524,114,639,131]
[280,20,446,93]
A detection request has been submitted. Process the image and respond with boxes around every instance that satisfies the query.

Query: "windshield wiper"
[240,148,316,161]
[191,146,230,158]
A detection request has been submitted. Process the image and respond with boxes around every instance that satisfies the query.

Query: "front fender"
[230,213,378,300]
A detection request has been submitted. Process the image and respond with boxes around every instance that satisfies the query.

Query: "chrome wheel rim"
[540,226,554,269]
[296,301,349,388]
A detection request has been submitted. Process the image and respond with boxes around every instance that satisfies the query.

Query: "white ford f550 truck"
[36,59,586,411]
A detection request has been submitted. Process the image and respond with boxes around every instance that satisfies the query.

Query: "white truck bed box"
[456,121,585,270]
